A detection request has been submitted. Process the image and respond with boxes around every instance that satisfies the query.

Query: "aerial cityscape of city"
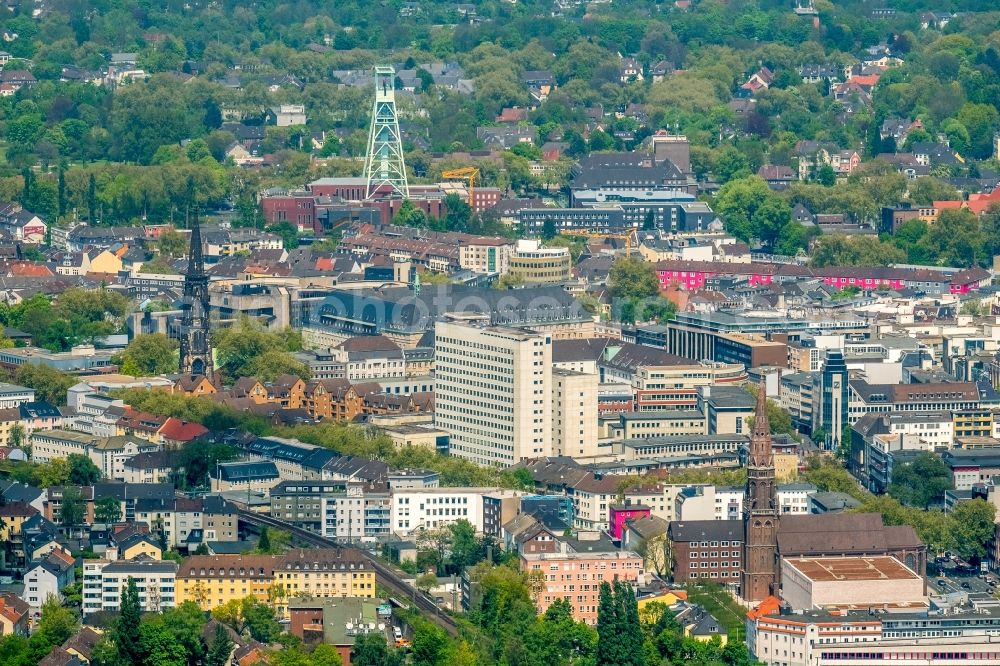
[1,0,1000,665]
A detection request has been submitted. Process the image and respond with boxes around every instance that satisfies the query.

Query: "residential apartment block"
[177,548,376,618]
[521,550,644,625]
[82,559,178,616]
[30,429,159,481]
[269,481,392,542]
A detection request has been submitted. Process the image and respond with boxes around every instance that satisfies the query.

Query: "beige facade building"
[459,239,514,275]
[508,240,572,283]
[780,556,926,613]
[435,320,553,466]
[552,369,599,458]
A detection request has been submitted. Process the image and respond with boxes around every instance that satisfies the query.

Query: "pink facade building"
[521,550,644,624]
[609,504,651,541]
[654,259,989,295]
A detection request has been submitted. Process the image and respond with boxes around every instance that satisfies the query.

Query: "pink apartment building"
[521,550,644,624]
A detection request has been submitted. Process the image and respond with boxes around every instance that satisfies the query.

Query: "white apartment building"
[623,484,709,523]
[675,484,815,522]
[0,382,34,409]
[30,429,158,481]
[23,550,74,609]
[91,437,159,480]
[319,488,392,543]
[390,487,497,535]
[749,608,1000,666]
[884,412,954,447]
[552,368,599,458]
[434,319,553,466]
[82,559,177,616]
[566,475,621,530]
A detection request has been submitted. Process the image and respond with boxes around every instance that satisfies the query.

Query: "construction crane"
[440,167,480,208]
[560,229,637,256]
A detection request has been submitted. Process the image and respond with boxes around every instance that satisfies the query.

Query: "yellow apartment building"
[176,549,375,618]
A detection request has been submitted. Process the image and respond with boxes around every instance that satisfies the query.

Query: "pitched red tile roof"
[0,592,28,625]
[158,417,208,442]
[7,261,54,277]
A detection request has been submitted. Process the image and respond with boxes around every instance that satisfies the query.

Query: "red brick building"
[261,193,316,231]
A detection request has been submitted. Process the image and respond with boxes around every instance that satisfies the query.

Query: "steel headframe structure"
[364,66,409,200]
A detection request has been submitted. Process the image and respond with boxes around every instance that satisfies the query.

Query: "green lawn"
[686,583,748,641]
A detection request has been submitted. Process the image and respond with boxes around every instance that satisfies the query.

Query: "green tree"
[113,333,179,376]
[411,618,448,666]
[257,526,272,554]
[115,577,143,665]
[950,499,997,562]
[810,235,906,267]
[908,177,960,206]
[23,595,79,664]
[608,257,660,301]
[415,572,438,594]
[156,229,188,257]
[888,452,952,509]
[59,486,85,527]
[541,218,558,240]
[36,459,71,488]
[57,165,66,218]
[350,633,403,666]
[751,197,792,249]
[95,496,122,524]
[394,200,428,227]
[712,146,752,183]
[10,423,25,449]
[13,364,77,405]
[265,221,300,249]
[213,318,309,383]
[816,164,837,186]
[448,519,480,571]
[177,439,237,489]
[442,193,472,232]
[139,620,188,666]
[242,597,282,643]
[87,173,98,224]
[596,582,622,666]
[616,581,644,666]
[68,453,101,485]
[713,176,773,243]
[956,103,1000,159]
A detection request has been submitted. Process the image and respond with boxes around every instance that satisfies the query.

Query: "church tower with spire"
[178,208,213,381]
[742,379,779,603]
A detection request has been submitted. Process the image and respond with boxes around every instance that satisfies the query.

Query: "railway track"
[237,508,460,636]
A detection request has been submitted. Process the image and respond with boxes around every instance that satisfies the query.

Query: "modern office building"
[507,240,572,283]
[813,350,849,449]
[434,319,553,466]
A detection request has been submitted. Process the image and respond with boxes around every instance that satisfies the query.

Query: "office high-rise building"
[813,350,849,450]
[434,319,552,466]
[552,368,598,458]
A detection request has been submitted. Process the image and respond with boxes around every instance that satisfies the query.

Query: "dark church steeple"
[178,207,213,381]
[742,379,779,603]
